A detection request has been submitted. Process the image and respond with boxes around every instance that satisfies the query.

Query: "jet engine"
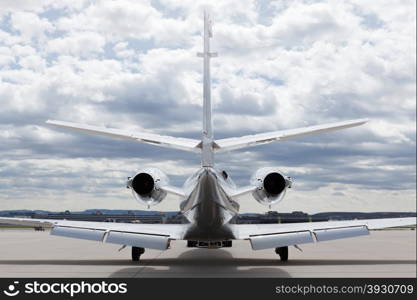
[126,168,169,207]
[250,167,293,206]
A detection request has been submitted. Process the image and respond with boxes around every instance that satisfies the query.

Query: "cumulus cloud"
[0,0,415,213]
[10,11,54,40]
[47,31,105,57]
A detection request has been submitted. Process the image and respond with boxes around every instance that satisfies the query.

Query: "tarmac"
[0,229,415,278]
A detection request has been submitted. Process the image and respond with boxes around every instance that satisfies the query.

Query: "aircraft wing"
[46,120,201,152]
[0,217,189,250]
[214,118,369,152]
[230,217,416,250]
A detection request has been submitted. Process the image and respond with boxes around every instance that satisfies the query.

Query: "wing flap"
[51,226,106,242]
[248,226,369,250]
[250,231,314,250]
[215,118,368,152]
[106,231,169,250]
[46,120,201,152]
[232,217,416,249]
[0,217,188,247]
[313,226,369,242]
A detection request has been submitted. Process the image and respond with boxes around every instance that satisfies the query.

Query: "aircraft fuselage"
[180,168,239,241]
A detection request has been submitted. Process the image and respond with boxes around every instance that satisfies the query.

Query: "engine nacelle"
[250,167,293,207]
[126,168,169,207]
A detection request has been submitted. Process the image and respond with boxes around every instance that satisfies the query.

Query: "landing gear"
[275,246,288,262]
[132,247,145,261]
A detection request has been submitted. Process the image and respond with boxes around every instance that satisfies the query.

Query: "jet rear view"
[1,10,415,263]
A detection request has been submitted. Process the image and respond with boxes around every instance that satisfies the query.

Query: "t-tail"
[45,12,369,164]
[197,10,217,167]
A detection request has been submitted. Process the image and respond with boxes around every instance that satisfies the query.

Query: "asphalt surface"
[0,229,415,278]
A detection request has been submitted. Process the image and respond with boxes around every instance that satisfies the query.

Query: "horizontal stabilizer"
[46,120,201,152]
[214,118,369,152]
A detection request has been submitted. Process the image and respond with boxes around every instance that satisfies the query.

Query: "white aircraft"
[1,12,415,262]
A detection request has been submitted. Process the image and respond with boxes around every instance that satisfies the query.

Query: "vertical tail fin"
[198,10,217,167]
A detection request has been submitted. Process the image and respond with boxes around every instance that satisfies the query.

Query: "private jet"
[1,12,415,262]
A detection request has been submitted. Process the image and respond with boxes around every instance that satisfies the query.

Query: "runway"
[0,229,415,278]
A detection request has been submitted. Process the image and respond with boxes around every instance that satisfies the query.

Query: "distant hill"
[1,209,415,225]
[0,209,180,217]
[1,209,415,218]
[311,212,416,219]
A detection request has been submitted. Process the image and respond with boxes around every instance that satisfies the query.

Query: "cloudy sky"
[0,0,415,213]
